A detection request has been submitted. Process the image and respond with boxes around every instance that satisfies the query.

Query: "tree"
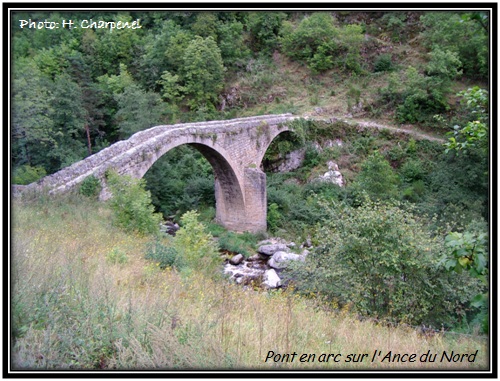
[48,73,88,169]
[114,84,165,139]
[93,13,142,76]
[420,12,488,80]
[444,87,488,155]
[281,13,338,65]
[379,66,451,124]
[181,36,225,110]
[99,64,166,139]
[138,20,190,89]
[190,12,219,40]
[216,20,249,68]
[11,59,56,171]
[247,12,287,54]
[442,231,489,333]
[281,12,364,74]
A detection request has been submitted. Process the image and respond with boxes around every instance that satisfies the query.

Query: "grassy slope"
[11,195,487,370]
[229,33,480,141]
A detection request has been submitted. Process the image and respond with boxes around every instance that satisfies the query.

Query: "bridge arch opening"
[142,142,247,231]
[259,130,303,173]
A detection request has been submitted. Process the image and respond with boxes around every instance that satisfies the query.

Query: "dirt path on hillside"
[308,115,447,143]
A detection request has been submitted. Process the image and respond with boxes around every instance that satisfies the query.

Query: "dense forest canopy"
[11,10,489,178]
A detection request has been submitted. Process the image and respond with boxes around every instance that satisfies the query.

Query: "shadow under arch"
[256,129,301,171]
[140,141,247,231]
[188,143,247,230]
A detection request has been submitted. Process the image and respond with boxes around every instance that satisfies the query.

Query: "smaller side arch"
[254,125,296,170]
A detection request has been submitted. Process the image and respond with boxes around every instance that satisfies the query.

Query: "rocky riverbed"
[223,238,311,289]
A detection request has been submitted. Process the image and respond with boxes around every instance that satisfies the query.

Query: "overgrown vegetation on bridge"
[11,9,490,371]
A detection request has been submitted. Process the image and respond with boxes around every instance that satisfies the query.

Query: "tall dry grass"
[10,195,489,371]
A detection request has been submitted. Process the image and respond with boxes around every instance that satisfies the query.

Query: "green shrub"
[402,180,426,202]
[400,159,426,183]
[106,247,129,265]
[379,67,450,124]
[284,200,481,326]
[181,36,225,111]
[386,143,406,162]
[373,53,394,72]
[352,151,399,201]
[267,202,282,233]
[172,210,221,277]
[79,175,101,198]
[442,230,489,333]
[420,12,488,80]
[248,12,287,53]
[281,13,364,74]
[12,165,46,185]
[379,12,408,42]
[106,170,162,236]
[145,239,181,270]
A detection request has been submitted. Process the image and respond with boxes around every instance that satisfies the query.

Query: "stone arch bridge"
[15,114,298,233]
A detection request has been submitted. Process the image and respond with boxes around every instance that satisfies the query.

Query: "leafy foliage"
[351,151,399,201]
[379,66,451,124]
[420,12,488,80]
[284,200,481,326]
[172,210,221,277]
[145,239,181,270]
[445,87,488,155]
[281,13,364,74]
[442,231,489,333]
[106,171,162,235]
[181,36,225,110]
[79,175,101,198]
[373,53,394,72]
[217,231,258,257]
[247,12,287,53]
[12,165,47,185]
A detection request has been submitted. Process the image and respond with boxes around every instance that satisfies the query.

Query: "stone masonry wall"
[12,114,297,233]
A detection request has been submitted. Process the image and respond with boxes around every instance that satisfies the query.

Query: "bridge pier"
[242,167,267,233]
[215,167,267,233]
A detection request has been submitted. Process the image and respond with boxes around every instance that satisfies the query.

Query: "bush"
[79,175,101,198]
[420,12,488,80]
[172,210,221,277]
[442,230,489,333]
[352,151,399,201]
[284,200,481,326]
[378,67,450,124]
[379,12,407,42]
[106,170,162,235]
[145,239,181,270]
[281,13,364,74]
[106,247,129,265]
[373,53,394,72]
[400,158,426,183]
[12,165,46,185]
[267,202,282,233]
[248,12,287,53]
[181,36,225,110]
